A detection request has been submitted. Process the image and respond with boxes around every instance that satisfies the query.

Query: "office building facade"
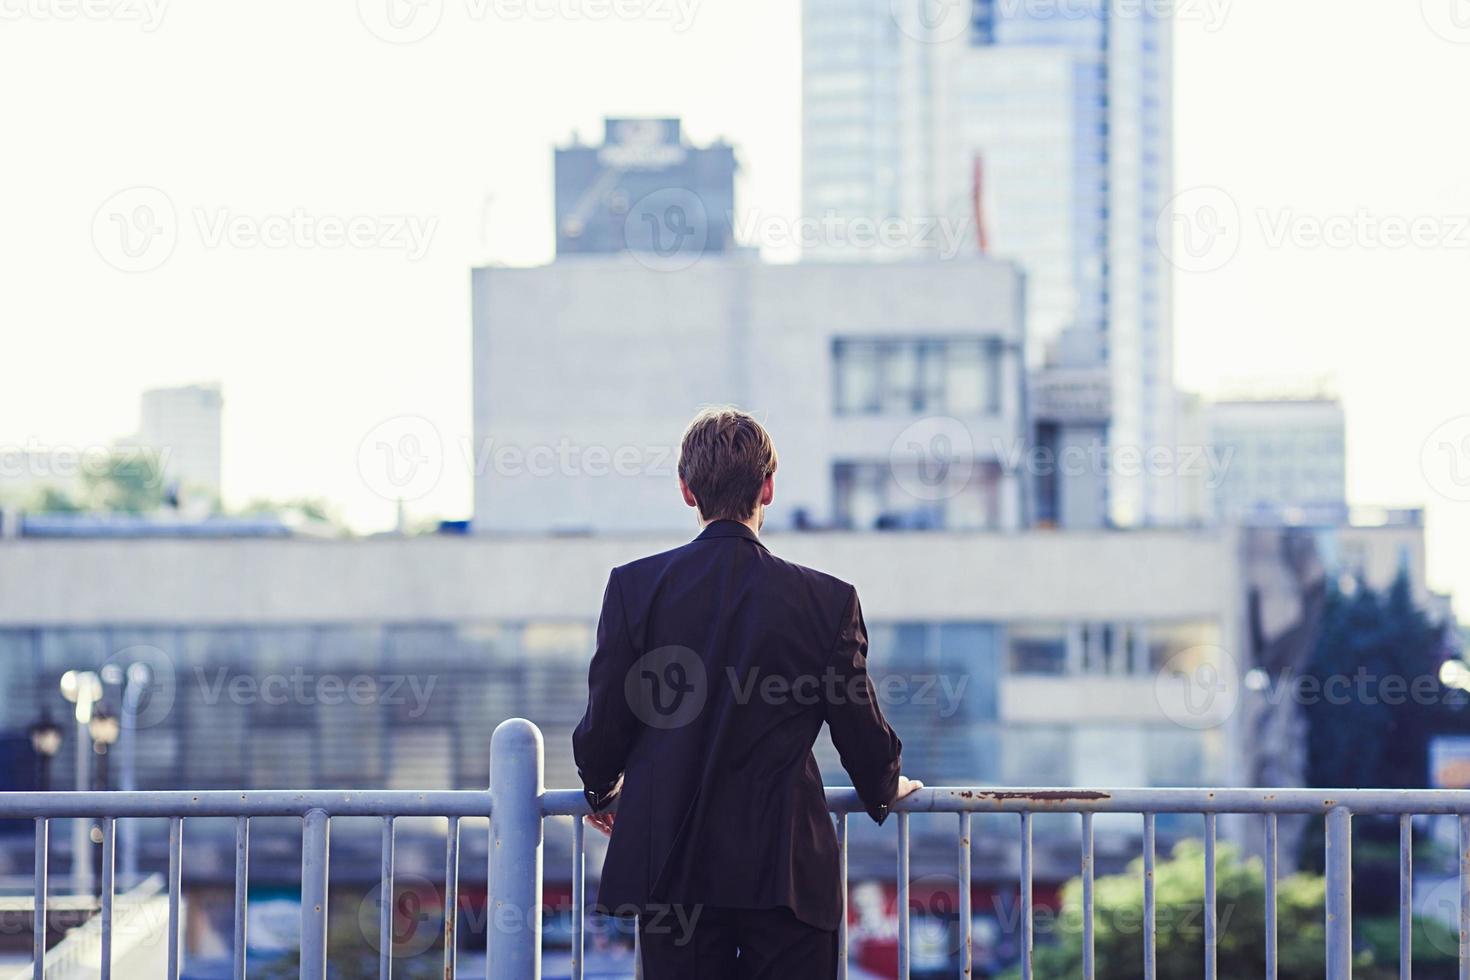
[1208,398,1348,525]
[472,254,1029,534]
[133,383,224,502]
[802,0,1176,527]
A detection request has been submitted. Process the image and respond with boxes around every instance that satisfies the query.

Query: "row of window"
[0,618,1222,792]
[833,461,1004,531]
[833,338,1004,417]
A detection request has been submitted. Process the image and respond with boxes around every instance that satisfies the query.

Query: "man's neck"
[702,514,762,537]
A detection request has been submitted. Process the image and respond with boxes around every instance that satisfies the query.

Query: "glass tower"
[801,0,1176,526]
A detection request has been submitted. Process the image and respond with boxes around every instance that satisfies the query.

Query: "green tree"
[1303,571,1446,793]
[35,486,84,513]
[82,453,168,513]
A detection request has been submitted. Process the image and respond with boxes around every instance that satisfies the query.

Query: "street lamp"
[89,705,120,794]
[99,661,154,887]
[59,670,102,897]
[89,706,120,752]
[27,712,63,791]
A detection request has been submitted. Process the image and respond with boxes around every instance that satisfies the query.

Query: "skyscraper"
[136,383,223,502]
[802,0,1176,526]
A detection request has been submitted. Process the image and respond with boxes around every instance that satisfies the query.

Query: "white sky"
[2,0,1469,618]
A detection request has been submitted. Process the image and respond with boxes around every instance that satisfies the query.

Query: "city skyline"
[3,1,1470,616]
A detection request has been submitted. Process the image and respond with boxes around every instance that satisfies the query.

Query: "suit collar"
[695,519,769,551]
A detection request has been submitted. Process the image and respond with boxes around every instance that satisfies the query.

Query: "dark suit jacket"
[572,520,903,931]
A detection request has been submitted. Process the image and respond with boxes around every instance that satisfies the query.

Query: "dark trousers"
[638,905,838,980]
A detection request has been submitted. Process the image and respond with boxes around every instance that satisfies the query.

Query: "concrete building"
[554,118,737,259]
[0,523,1288,971]
[802,0,1175,528]
[0,529,1249,801]
[0,515,1442,969]
[1208,397,1348,525]
[471,254,1029,534]
[131,383,224,504]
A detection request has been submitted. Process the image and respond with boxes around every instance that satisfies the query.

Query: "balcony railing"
[1,717,1468,979]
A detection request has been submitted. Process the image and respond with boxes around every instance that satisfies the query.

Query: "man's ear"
[679,477,699,509]
[759,474,774,507]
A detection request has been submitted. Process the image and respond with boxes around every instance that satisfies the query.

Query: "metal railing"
[3,717,1470,979]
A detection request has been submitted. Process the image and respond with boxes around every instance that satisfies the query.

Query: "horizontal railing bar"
[542,786,1470,817]
[9,785,1470,821]
[0,791,494,819]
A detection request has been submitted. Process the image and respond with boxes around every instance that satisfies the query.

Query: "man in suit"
[573,407,921,979]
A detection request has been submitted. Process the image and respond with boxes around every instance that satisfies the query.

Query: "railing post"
[488,718,544,980]
[1326,807,1352,979]
[300,809,330,980]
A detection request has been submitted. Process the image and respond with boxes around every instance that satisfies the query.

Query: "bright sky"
[2,0,1469,618]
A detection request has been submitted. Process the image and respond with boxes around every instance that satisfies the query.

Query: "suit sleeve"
[824,586,904,824]
[572,569,638,812]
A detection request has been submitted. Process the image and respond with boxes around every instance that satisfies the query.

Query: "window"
[833,338,1002,416]
[1007,622,1068,675]
[832,460,1002,531]
[1145,622,1222,672]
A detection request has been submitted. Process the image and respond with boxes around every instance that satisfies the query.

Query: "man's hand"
[895,776,924,803]
[586,812,616,836]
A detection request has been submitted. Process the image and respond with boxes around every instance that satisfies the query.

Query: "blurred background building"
[132,383,224,505]
[2,3,1466,975]
[802,0,1175,529]
[1208,394,1348,526]
[472,254,1027,534]
[555,117,738,259]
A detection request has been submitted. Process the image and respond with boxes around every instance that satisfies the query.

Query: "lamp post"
[99,661,151,885]
[27,712,63,791]
[59,670,102,897]
[89,705,120,791]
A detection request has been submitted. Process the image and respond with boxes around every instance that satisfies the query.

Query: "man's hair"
[677,408,778,522]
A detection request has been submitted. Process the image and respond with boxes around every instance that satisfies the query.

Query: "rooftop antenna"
[972,153,991,255]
